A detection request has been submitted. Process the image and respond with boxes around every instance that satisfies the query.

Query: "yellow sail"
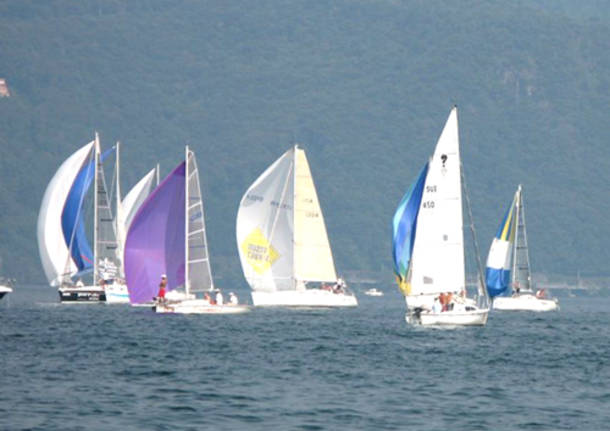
[293,147,337,283]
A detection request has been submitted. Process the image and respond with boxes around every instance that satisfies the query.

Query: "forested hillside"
[0,0,608,284]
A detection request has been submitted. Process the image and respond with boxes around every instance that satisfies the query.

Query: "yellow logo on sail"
[241,228,280,274]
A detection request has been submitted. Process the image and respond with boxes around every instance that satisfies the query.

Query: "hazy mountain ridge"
[0,0,608,284]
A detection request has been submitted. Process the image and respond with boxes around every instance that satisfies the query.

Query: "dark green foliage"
[0,0,608,283]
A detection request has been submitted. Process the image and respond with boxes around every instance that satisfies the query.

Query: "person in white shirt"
[229,292,238,305]
[215,290,223,306]
[431,296,442,314]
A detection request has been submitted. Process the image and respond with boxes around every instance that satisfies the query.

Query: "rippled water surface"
[1,286,609,430]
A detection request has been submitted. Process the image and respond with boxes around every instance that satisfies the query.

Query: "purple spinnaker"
[124,162,185,304]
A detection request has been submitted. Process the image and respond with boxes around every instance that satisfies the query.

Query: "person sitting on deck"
[215,290,224,306]
[229,292,239,305]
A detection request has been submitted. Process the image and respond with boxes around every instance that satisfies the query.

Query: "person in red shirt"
[157,274,167,302]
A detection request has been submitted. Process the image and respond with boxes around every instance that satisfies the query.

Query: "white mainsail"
[511,185,533,293]
[185,147,214,293]
[293,148,337,283]
[408,107,466,297]
[236,146,338,293]
[37,142,94,286]
[93,137,121,284]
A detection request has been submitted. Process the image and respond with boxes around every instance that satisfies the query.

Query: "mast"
[184,146,190,295]
[93,132,100,285]
[116,141,121,215]
[156,163,160,186]
[292,144,298,289]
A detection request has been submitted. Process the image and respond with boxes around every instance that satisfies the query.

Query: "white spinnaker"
[117,168,156,252]
[409,107,465,297]
[236,149,295,292]
[37,142,95,286]
[293,148,337,283]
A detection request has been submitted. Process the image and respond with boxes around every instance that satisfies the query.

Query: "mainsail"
[94,139,121,284]
[37,142,95,286]
[293,148,337,283]
[236,146,337,292]
[511,185,533,293]
[185,148,214,293]
[408,107,466,296]
[485,189,518,297]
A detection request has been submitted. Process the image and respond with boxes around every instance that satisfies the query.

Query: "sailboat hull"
[493,295,559,311]
[409,308,489,326]
[251,290,358,307]
[154,299,250,314]
[104,282,130,304]
[0,285,12,300]
[58,285,106,303]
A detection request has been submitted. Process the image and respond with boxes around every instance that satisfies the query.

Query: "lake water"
[1,286,608,430]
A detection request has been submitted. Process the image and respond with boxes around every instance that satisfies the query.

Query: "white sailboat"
[486,185,559,311]
[37,133,124,302]
[0,278,13,300]
[392,106,489,326]
[236,145,357,307]
[124,146,249,314]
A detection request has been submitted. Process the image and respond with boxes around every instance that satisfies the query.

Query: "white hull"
[104,282,129,304]
[408,308,489,326]
[252,289,358,307]
[154,299,250,314]
[493,294,559,311]
[364,289,383,297]
[0,284,13,300]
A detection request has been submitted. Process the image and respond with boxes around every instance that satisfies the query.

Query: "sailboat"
[392,106,489,326]
[236,145,357,307]
[124,146,249,314]
[0,278,13,300]
[105,144,158,304]
[486,185,559,311]
[37,133,124,302]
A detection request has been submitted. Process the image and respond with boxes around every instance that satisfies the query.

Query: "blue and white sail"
[37,136,115,286]
[38,142,95,285]
[392,163,428,295]
[485,188,518,297]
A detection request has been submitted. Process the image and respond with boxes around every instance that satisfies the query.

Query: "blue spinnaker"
[61,147,114,271]
[392,162,428,292]
[485,193,517,297]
